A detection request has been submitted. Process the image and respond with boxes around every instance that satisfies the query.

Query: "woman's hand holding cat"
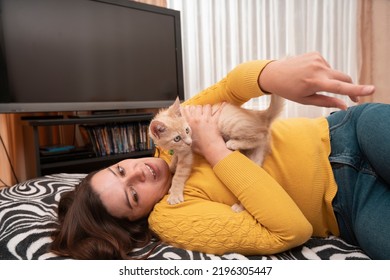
[181,104,232,167]
[258,52,375,110]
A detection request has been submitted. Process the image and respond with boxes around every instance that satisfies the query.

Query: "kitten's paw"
[167,193,184,205]
[226,140,241,151]
[231,203,245,213]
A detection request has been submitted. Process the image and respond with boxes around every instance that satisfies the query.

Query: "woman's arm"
[165,103,313,255]
[149,102,311,255]
[151,52,374,254]
[149,148,312,255]
[259,52,375,110]
[184,52,375,110]
[149,193,311,255]
[183,60,272,106]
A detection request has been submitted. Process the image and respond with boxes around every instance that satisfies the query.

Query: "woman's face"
[91,157,172,221]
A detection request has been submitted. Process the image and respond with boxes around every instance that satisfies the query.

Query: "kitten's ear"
[149,120,167,139]
[170,97,182,117]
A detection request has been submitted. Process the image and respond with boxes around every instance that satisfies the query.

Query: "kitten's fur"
[149,95,284,209]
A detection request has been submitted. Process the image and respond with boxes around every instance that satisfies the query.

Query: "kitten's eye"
[117,165,125,176]
[185,127,190,134]
[174,135,181,142]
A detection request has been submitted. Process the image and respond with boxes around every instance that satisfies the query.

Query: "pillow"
[0,173,83,260]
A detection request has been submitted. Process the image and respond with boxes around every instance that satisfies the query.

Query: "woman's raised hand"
[258,52,375,110]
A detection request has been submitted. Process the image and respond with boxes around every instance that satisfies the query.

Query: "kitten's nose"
[184,138,192,146]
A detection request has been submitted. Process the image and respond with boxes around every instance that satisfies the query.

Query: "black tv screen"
[0,0,184,113]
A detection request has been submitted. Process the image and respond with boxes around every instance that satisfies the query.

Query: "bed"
[0,173,370,260]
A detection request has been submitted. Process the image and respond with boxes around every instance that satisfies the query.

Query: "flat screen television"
[0,0,184,113]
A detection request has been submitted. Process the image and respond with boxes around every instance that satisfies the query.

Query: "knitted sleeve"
[149,152,312,255]
[183,60,273,106]
[156,59,273,161]
[149,60,313,255]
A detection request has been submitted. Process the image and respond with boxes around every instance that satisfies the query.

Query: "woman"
[51,52,386,259]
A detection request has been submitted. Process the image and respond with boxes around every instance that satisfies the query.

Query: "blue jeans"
[327,103,390,259]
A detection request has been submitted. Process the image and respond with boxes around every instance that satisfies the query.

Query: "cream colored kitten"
[149,101,193,205]
[149,95,284,209]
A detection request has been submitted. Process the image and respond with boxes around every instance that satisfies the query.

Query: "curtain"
[167,0,359,118]
[358,0,390,104]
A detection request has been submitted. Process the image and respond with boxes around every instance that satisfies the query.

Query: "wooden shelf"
[24,113,154,176]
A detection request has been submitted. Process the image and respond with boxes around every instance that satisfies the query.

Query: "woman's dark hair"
[50,171,158,259]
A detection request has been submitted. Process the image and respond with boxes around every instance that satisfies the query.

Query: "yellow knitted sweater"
[148,60,339,255]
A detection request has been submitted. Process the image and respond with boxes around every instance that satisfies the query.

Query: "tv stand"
[69,112,153,119]
[24,113,155,177]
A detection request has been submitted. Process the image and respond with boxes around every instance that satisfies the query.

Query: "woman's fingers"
[259,52,375,109]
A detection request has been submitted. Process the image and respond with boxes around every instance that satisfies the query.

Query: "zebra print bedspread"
[0,173,370,260]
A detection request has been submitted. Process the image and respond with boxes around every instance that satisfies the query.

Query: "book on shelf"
[80,121,153,157]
